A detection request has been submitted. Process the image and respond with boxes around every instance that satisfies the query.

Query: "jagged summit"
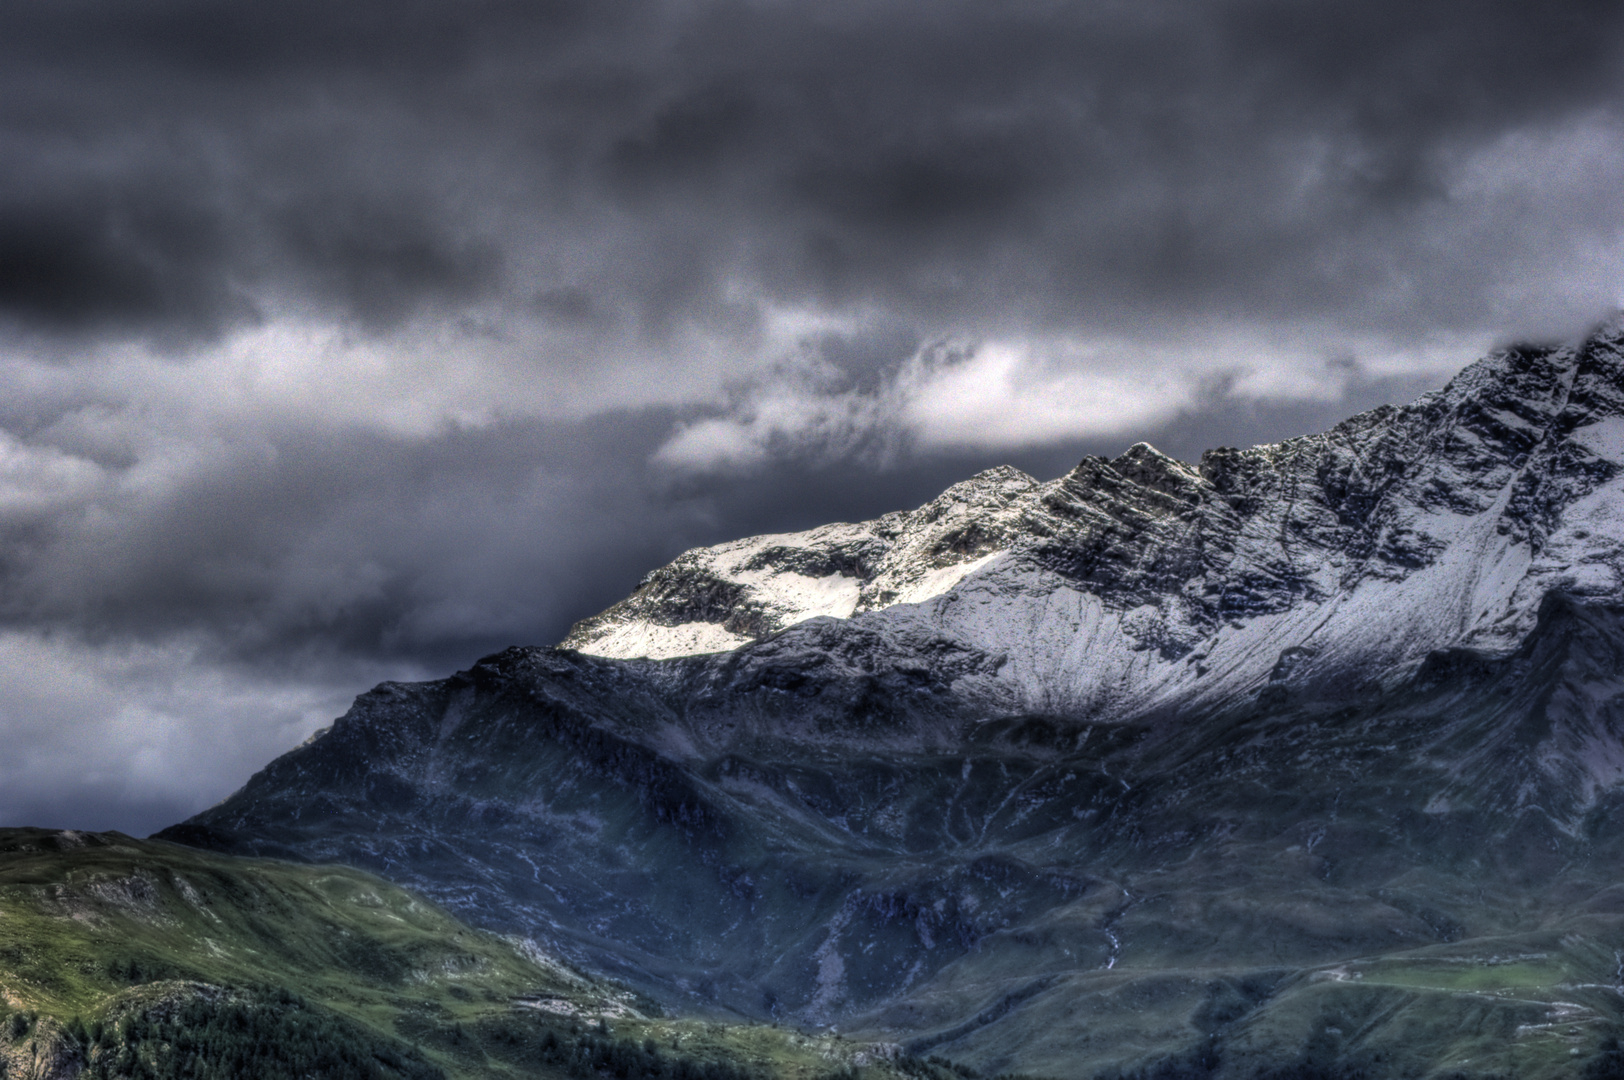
[559,462,1047,660]
[564,319,1624,726]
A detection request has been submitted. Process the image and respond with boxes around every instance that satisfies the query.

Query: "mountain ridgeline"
[162,321,1624,1080]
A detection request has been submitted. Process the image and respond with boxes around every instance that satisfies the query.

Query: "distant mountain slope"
[163,319,1624,1080]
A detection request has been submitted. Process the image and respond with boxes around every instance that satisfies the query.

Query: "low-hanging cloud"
[651,324,1480,473]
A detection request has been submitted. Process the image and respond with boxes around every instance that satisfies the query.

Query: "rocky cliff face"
[163,319,1624,1080]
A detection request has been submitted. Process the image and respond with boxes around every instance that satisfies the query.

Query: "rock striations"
[164,318,1624,1080]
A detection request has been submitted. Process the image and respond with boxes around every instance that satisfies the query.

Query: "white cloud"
[648,323,1488,471]
[0,429,109,523]
[897,340,1193,450]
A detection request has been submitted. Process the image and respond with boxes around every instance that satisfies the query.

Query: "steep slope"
[163,319,1624,1079]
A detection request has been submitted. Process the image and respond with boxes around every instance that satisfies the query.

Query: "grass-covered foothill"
[0,828,941,1080]
[0,825,545,1078]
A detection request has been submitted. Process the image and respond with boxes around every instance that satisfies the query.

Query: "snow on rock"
[575,620,752,662]
[560,466,1040,659]
[562,318,1624,716]
[1569,415,1624,461]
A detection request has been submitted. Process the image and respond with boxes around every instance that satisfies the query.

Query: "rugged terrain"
[161,320,1624,1078]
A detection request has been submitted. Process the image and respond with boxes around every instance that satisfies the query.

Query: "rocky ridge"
[568,320,1624,724]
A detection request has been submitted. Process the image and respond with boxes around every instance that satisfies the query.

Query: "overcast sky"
[3,0,1623,835]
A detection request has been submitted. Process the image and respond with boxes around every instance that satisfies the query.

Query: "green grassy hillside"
[0,828,932,1080]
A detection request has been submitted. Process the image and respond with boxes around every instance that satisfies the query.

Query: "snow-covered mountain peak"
[1107,441,1204,494]
[564,320,1624,723]
[922,463,1041,509]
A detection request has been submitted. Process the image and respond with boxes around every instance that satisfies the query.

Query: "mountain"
[566,322,1624,714]
[161,319,1624,1080]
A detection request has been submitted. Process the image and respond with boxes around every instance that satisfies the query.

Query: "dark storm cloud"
[0,185,247,337]
[1,0,1622,343]
[0,412,683,670]
[0,157,496,341]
